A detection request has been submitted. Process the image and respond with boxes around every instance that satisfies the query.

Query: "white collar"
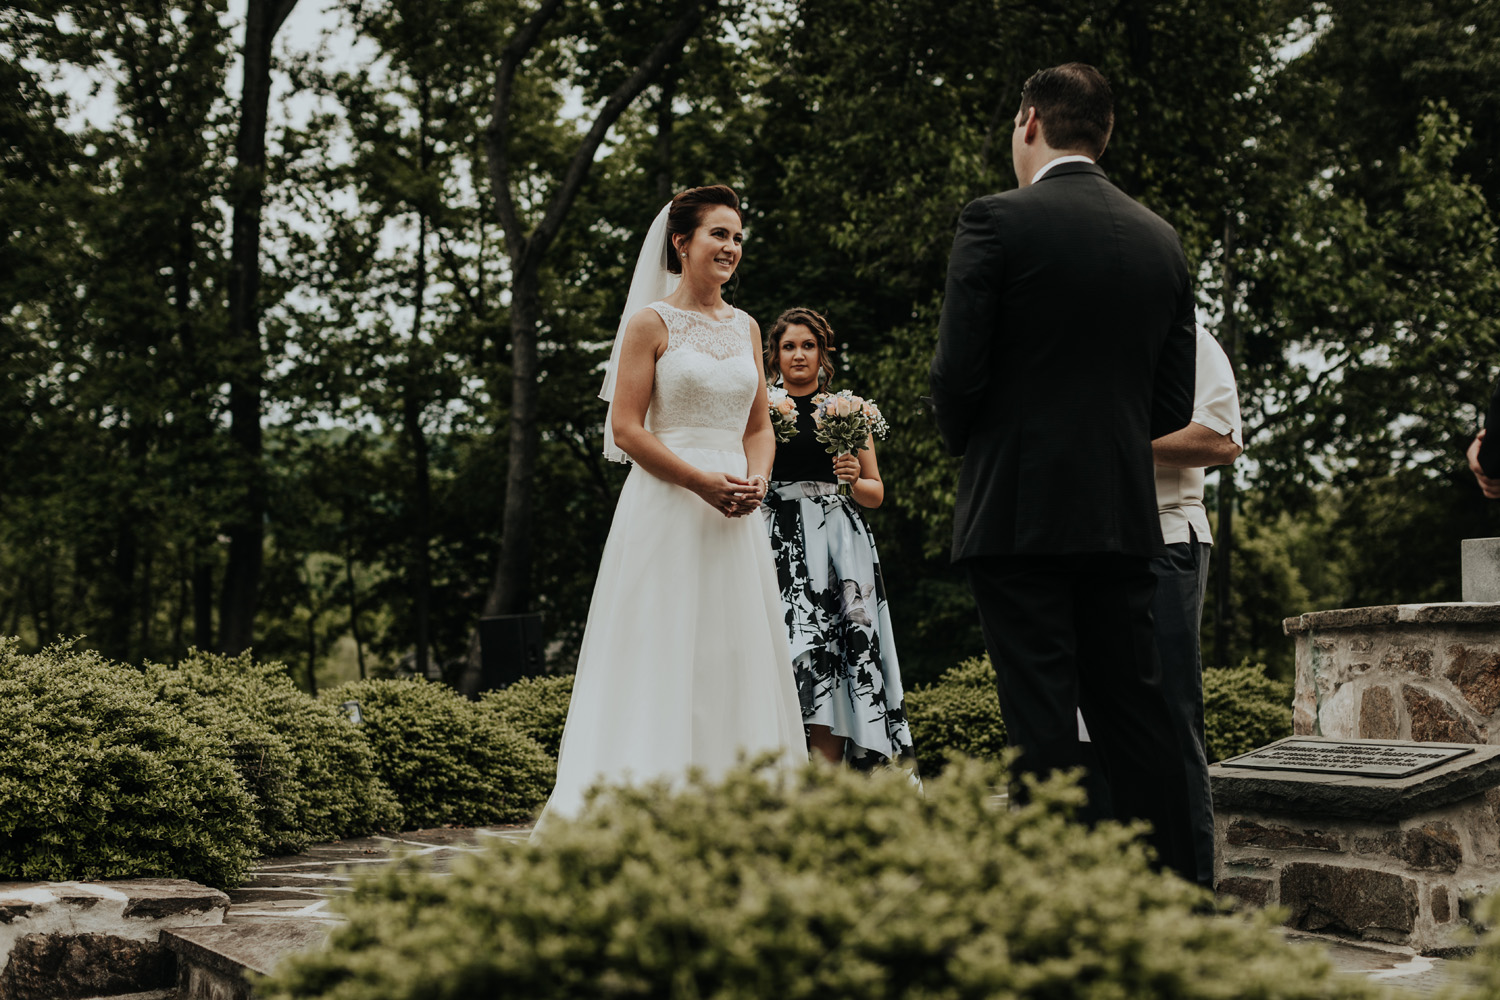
[1031,154,1095,185]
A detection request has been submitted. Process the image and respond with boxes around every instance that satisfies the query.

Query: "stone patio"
[0,821,1470,998]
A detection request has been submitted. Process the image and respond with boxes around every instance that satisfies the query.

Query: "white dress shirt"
[1155,326,1242,546]
[1031,154,1095,185]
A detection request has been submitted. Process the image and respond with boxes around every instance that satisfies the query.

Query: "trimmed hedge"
[906,656,1296,769]
[477,673,574,758]
[264,758,1380,1000]
[904,654,1006,771]
[0,639,259,887]
[325,678,553,827]
[1203,664,1294,762]
[145,651,402,854]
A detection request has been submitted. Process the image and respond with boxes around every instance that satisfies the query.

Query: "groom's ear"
[1020,107,1041,145]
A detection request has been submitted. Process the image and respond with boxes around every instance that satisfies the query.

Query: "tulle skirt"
[534,427,806,828]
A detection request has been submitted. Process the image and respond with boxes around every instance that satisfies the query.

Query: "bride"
[534,185,806,825]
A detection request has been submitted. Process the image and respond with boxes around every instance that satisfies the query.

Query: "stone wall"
[1214,785,1499,954]
[0,879,227,1000]
[1286,604,1500,744]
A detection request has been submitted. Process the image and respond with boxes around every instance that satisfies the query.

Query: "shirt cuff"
[1192,411,1242,447]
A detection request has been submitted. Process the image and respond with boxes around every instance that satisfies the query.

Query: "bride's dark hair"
[765,307,837,389]
[665,185,742,275]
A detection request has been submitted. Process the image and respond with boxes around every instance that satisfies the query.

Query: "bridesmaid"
[762,307,916,769]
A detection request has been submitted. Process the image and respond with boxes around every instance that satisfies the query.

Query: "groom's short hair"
[1019,63,1114,159]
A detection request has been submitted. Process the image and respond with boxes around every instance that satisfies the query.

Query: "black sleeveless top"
[770,390,836,484]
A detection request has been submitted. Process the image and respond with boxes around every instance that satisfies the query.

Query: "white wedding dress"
[535,301,806,825]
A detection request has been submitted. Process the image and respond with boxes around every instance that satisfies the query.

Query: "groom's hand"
[1468,432,1500,499]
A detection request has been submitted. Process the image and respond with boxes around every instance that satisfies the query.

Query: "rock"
[1280,863,1418,940]
[1215,877,1271,908]
[1380,646,1433,677]
[1226,820,1341,852]
[1433,886,1452,923]
[0,933,172,1000]
[1352,832,1401,856]
[1360,686,1399,740]
[1399,822,1463,872]
[115,879,228,920]
[1403,685,1482,744]
[1445,647,1500,716]
[0,879,228,1000]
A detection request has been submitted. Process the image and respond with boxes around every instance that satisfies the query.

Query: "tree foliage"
[2,0,1497,686]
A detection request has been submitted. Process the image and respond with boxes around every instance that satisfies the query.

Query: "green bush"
[0,639,259,887]
[325,678,553,827]
[264,758,1380,1000]
[1203,664,1294,762]
[145,651,403,854]
[477,673,574,758]
[906,655,1296,770]
[904,654,1006,771]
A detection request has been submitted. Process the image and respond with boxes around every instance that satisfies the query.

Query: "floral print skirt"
[763,480,915,770]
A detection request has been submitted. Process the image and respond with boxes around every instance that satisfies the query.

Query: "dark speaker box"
[477,613,544,692]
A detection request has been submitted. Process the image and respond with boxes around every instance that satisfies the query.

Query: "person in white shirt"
[1150,325,1242,886]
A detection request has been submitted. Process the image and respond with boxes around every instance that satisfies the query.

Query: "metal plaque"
[1220,740,1474,778]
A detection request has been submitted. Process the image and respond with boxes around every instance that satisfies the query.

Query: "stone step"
[162,921,330,1000]
[0,879,227,1000]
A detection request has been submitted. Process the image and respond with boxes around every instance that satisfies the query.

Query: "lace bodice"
[645,302,759,436]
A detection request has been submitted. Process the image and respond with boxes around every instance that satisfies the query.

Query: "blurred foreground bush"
[147,651,402,854]
[326,678,553,827]
[265,757,1382,1000]
[0,639,259,886]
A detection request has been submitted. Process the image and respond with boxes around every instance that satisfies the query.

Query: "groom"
[929,63,1199,880]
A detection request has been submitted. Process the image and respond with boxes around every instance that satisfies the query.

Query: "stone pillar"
[1212,740,1500,955]
[1462,538,1500,603]
[1286,604,1500,745]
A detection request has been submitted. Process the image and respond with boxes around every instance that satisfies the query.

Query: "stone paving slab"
[1297,932,1466,996]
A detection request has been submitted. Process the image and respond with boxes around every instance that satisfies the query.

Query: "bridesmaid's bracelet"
[749,474,768,495]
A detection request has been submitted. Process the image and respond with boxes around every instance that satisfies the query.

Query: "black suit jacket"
[930,162,1196,562]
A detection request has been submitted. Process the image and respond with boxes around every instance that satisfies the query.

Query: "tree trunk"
[655,67,677,203]
[345,550,367,680]
[488,271,542,622]
[405,80,436,679]
[406,213,435,680]
[1213,213,1238,670]
[218,0,299,654]
[193,555,214,649]
[304,606,318,695]
[463,0,709,689]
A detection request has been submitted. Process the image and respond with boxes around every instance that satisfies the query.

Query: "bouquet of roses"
[811,389,890,495]
[767,385,799,443]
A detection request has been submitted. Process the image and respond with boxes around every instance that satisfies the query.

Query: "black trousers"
[1150,532,1215,886]
[965,553,1196,882]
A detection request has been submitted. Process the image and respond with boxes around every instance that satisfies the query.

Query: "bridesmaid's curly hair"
[765,307,837,390]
